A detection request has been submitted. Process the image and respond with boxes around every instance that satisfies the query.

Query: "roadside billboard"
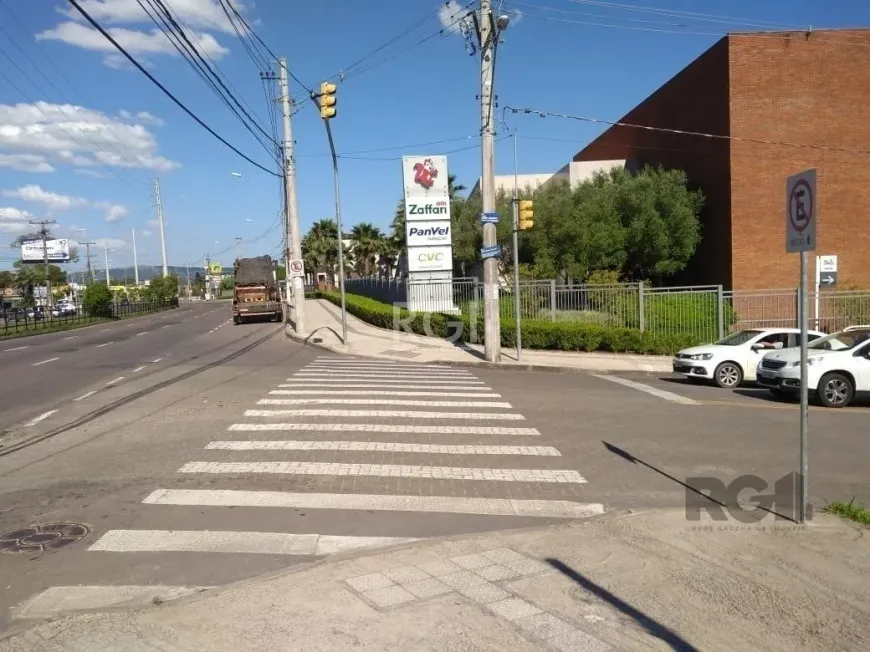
[406,221,452,246]
[408,245,453,273]
[401,154,454,284]
[21,238,70,264]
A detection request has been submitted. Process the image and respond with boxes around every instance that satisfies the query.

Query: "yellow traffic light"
[518,200,534,230]
[320,81,337,120]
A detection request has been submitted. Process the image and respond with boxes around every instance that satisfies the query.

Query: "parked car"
[756,326,870,407]
[672,328,825,388]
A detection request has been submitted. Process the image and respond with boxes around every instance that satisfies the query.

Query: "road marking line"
[593,374,699,405]
[143,490,603,519]
[132,366,146,373]
[206,441,560,456]
[106,376,125,386]
[136,332,148,336]
[284,379,486,386]
[12,586,212,620]
[2,346,30,352]
[161,324,170,328]
[88,530,418,556]
[32,357,59,366]
[244,409,524,421]
[305,364,474,371]
[269,390,502,398]
[97,342,114,348]
[228,423,541,435]
[294,370,475,378]
[257,398,512,408]
[152,358,162,363]
[73,390,98,401]
[180,461,586,483]
[99,329,110,333]
[25,410,58,427]
[62,335,78,340]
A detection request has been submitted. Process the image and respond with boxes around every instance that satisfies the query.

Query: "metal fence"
[343,277,870,341]
[0,300,173,338]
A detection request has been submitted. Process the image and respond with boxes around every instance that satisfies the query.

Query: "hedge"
[310,291,699,355]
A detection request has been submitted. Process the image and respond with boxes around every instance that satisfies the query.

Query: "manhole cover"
[0,523,89,553]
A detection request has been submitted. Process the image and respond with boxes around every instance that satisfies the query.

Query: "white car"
[672,328,825,388]
[756,326,870,407]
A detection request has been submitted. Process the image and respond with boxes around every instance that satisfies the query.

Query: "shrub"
[82,282,113,318]
[317,291,699,355]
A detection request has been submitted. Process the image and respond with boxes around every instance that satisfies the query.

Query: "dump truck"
[232,255,282,324]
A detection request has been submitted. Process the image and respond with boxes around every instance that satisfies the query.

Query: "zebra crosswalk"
[14,356,603,619]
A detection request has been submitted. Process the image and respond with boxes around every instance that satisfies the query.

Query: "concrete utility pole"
[154,178,169,277]
[80,241,95,283]
[278,57,306,332]
[103,242,111,285]
[132,227,140,285]
[29,220,57,308]
[234,236,243,260]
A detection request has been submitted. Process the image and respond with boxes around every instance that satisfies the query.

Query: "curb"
[283,326,671,374]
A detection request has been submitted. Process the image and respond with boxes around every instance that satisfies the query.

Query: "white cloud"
[135,111,164,126]
[0,100,179,172]
[0,206,34,235]
[95,202,128,223]
[62,0,251,34]
[141,229,153,237]
[146,218,158,227]
[91,237,129,251]
[2,185,87,211]
[74,169,109,179]
[437,1,470,35]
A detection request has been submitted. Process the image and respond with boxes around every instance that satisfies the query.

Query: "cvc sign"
[408,245,453,272]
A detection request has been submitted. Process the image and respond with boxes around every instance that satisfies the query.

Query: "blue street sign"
[479,212,500,224]
[480,245,501,259]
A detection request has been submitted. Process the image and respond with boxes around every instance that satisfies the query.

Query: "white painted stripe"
[152,358,163,363]
[228,423,540,435]
[132,366,146,373]
[99,328,110,333]
[88,530,417,556]
[32,357,59,366]
[278,381,492,392]
[97,341,114,348]
[2,345,30,352]
[12,585,212,619]
[143,489,604,519]
[305,364,473,371]
[295,371,475,378]
[257,398,512,408]
[136,331,148,336]
[244,409,524,421]
[62,335,78,340]
[161,324,170,328]
[206,441,560,456]
[285,378,486,386]
[182,462,586,483]
[593,374,699,405]
[270,390,501,398]
[25,410,58,427]
[73,390,97,401]
[105,376,125,386]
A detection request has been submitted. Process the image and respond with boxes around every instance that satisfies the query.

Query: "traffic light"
[518,200,534,230]
[320,81,337,120]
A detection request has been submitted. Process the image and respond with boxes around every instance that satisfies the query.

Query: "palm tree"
[349,223,383,277]
[302,218,340,284]
[448,174,466,200]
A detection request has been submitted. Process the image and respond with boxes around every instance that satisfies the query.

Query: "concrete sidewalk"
[289,299,672,373]
[4,509,869,651]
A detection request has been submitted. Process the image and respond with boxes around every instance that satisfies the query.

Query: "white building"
[468,159,628,197]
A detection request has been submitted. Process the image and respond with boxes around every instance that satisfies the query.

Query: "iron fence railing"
[341,277,870,341]
[0,300,172,337]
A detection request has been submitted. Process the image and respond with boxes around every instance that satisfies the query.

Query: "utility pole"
[80,241,95,283]
[479,0,502,362]
[512,133,522,361]
[29,220,57,309]
[132,227,140,285]
[204,253,211,300]
[103,242,111,285]
[276,58,306,332]
[154,178,169,277]
[234,236,242,260]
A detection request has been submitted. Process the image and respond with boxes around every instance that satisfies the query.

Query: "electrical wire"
[336,136,509,161]
[503,106,870,156]
[217,0,271,71]
[298,135,477,157]
[63,0,279,177]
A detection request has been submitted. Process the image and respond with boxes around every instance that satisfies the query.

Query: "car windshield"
[809,328,870,351]
[715,330,764,346]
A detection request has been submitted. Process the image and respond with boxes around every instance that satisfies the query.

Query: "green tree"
[0,270,15,288]
[349,223,383,276]
[82,282,113,317]
[302,218,342,281]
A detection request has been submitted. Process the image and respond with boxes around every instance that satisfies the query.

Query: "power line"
[503,106,870,156]
[217,0,271,71]
[335,137,509,162]
[298,135,477,157]
[63,0,279,177]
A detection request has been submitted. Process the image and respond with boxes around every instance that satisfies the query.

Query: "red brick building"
[574,29,870,291]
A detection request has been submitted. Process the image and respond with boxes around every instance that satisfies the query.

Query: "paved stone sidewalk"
[289,299,672,373]
[4,509,868,651]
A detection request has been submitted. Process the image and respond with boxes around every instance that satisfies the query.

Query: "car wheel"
[713,362,743,388]
[817,372,854,408]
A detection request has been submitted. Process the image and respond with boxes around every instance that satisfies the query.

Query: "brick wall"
[728,30,870,290]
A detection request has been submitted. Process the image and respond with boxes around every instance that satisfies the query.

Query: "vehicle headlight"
[790,358,819,367]
[690,353,714,361]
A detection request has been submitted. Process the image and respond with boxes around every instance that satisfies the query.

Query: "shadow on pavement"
[544,558,700,651]
[601,441,797,523]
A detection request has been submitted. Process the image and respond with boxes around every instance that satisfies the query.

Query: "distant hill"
[66,264,232,284]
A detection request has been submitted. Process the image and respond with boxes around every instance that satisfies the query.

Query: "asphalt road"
[0,341,867,634]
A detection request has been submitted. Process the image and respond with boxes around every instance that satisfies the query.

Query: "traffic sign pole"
[786,168,816,525]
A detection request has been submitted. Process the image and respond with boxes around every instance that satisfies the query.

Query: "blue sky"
[1,0,868,273]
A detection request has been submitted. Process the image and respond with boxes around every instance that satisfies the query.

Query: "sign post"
[786,168,816,524]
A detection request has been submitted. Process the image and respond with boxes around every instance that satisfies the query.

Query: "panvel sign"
[406,221,451,246]
[408,245,453,273]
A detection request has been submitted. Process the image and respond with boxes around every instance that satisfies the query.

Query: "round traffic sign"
[789,179,813,233]
[289,260,303,273]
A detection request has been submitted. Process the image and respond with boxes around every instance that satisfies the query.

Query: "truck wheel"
[233,316,240,325]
